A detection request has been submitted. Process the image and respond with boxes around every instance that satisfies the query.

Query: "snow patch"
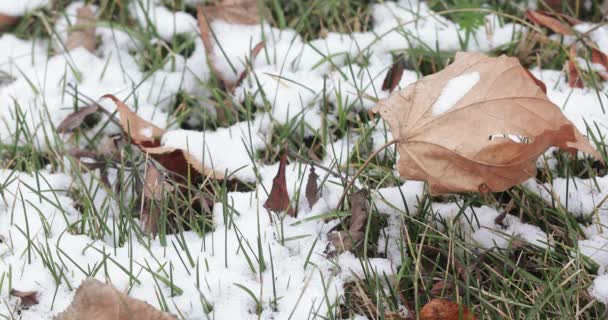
[432,72,480,116]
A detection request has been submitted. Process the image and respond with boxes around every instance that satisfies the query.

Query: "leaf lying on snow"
[419,298,475,320]
[65,6,97,53]
[305,166,320,208]
[56,105,99,133]
[102,94,225,179]
[382,54,405,93]
[10,289,38,309]
[264,154,295,217]
[197,0,264,91]
[328,189,369,254]
[56,279,176,320]
[372,52,601,195]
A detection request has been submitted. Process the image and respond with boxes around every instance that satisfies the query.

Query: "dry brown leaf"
[102,94,164,147]
[65,6,97,53]
[328,189,369,254]
[102,95,225,180]
[592,48,608,80]
[263,154,295,216]
[57,105,99,133]
[141,164,175,234]
[568,44,583,88]
[525,10,574,35]
[56,279,176,320]
[371,52,601,195]
[419,299,475,320]
[10,289,38,308]
[197,0,261,91]
[305,166,320,208]
[382,54,405,93]
[0,14,19,30]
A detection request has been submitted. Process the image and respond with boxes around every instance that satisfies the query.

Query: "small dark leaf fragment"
[305,166,319,208]
[382,54,405,93]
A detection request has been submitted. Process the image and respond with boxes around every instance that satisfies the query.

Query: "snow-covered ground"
[1,0,608,318]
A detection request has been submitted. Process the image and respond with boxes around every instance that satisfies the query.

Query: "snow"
[161,116,270,182]
[1,0,608,318]
[432,72,480,116]
[0,0,49,16]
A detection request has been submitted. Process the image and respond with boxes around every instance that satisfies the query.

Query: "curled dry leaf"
[142,164,174,234]
[372,52,601,195]
[419,298,475,320]
[56,105,99,133]
[305,166,320,208]
[102,95,225,179]
[264,154,295,217]
[591,47,608,80]
[525,10,574,35]
[328,189,369,254]
[568,44,583,88]
[10,289,38,308]
[65,6,97,53]
[56,279,176,320]
[382,54,405,93]
[197,0,262,91]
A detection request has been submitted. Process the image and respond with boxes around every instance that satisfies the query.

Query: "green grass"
[1,0,608,319]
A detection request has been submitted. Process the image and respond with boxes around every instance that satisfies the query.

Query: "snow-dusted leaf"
[65,6,97,53]
[264,154,295,216]
[305,166,319,208]
[102,94,164,147]
[372,52,601,194]
[419,298,475,320]
[56,105,99,133]
[102,95,225,180]
[10,289,38,308]
[56,279,176,320]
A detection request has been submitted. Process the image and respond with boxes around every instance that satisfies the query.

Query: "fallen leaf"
[382,54,405,93]
[57,105,99,133]
[525,10,574,35]
[591,48,608,80]
[328,189,369,254]
[102,94,164,148]
[419,298,475,320]
[65,6,97,53]
[229,40,266,91]
[10,289,38,308]
[56,279,176,320]
[430,281,454,297]
[371,52,601,194]
[141,164,173,234]
[568,44,583,88]
[263,154,295,216]
[305,166,320,208]
[197,0,261,91]
[0,14,19,30]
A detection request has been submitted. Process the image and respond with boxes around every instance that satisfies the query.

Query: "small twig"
[335,139,400,211]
